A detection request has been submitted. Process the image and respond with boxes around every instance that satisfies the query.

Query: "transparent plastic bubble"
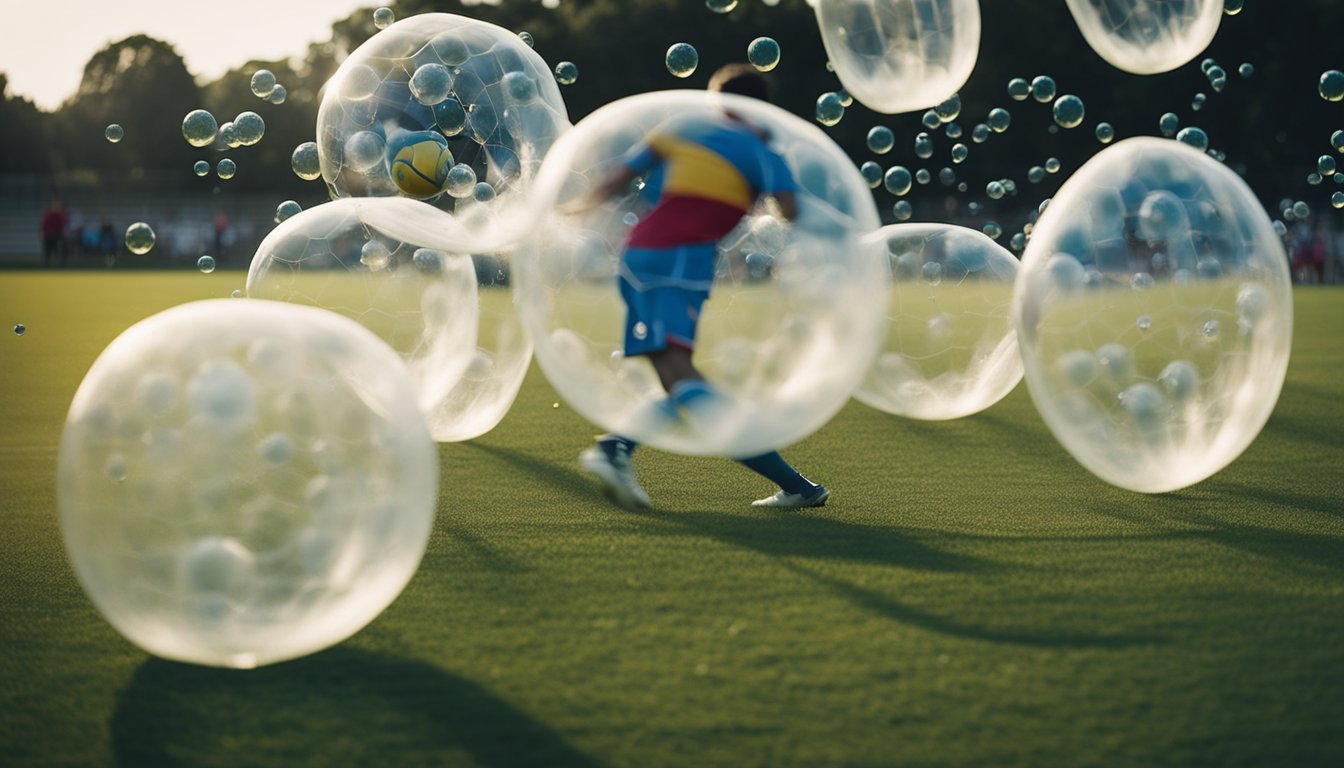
[809,0,980,115]
[861,160,883,188]
[217,158,237,180]
[268,85,288,105]
[1030,75,1056,103]
[987,107,1010,133]
[816,92,845,126]
[247,197,530,442]
[250,69,277,98]
[181,109,218,148]
[1012,137,1292,493]
[374,6,395,28]
[893,200,913,220]
[867,125,895,154]
[554,61,579,85]
[515,90,887,456]
[748,37,781,72]
[1096,122,1115,144]
[57,299,436,668]
[274,200,302,223]
[884,165,912,195]
[666,42,699,78]
[291,142,321,181]
[193,160,209,177]
[856,224,1021,419]
[1065,0,1224,75]
[1052,94,1085,128]
[233,111,265,146]
[1321,70,1344,102]
[316,13,571,217]
[105,124,124,143]
[125,222,156,255]
[1176,126,1209,151]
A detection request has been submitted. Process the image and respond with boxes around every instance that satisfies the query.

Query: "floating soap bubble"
[197,255,216,273]
[935,93,962,122]
[1045,157,1061,174]
[1321,70,1344,102]
[1096,122,1115,144]
[473,182,496,202]
[1223,0,1242,13]
[125,223,155,255]
[1177,126,1209,151]
[861,161,883,187]
[1292,200,1310,219]
[1332,130,1344,152]
[915,168,932,185]
[987,107,1010,133]
[1333,191,1344,209]
[809,0,980,114]
[516,30,534,48]
[181,109,218,148]
[233,111,265,146]
[893,200,913,220]
[867,125,895,154]
[1053,95,1085,128]
[1238,62,1253,78]
[219,122,239,148]
[193,160,209,177]
[1320,156,1338,176]
[1030,75,1056,103]
[374,6,395,28]
[515,90,888,456]
[555,61,578,85]
[274,200,302,223]
[268,85,288,105]
[918,110,938,130]
[58,299,436,669]
[13,323,25,336]
[884,165,913,195]
[250,69,277,98]
[1065,0,1223,75]
[291,142,321,181]
[816,92,845,126]
[707,0,738,11]
[1028,166,1046,184]
[914,132,933,158]
[748,37,781,71]
[938,167,956,186]
[982,221,1001,239]
[666,42,699,78]
[444,163,478,197]
[944,122,962,139]
[951,143,968,163]
[247,197,530,442]
[317,13,571,219]
[971,123,989,143]
[1013,137,1292,493]
[105,124,124,143]
[1192,92,1206,111]
[1008,77,1030,101]
[986,180,1005,199]
[217,159,237,180]
[1158,113,1179,136]
[837,90,854,107]
[855,224,1022,419]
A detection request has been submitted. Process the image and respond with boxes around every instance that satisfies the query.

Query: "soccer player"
[575,64,830,511]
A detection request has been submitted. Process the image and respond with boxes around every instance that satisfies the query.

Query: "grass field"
[1,272,1341,767]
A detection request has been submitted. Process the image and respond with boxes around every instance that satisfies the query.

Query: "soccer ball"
[386,130,452,199]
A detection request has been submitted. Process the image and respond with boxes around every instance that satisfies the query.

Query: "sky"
[0,0,380,110]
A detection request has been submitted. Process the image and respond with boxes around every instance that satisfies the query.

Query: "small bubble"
[1177,126,1209,151]
[1052,95,1085,129]
[971,123,989,143]
[815,92,844,126]
[747,37,780,72]
[554,61,579,85]
[666,43,699,78]
[193,160,209,177]
[1320,70,1344,102]
[216,158,237,180]
[13,323,25,336]
[1238,62,1254,78]
[373,6,394,28]
[181,109,218,147]
[951,143,968,164]
[274,200,302,223]
[125,222,156,255]
[1137,315,1152,331]
[197,255,216,273]
[250,69,277,98]
[866,125,895,154]
[1045,158,1061,174]
[892,200,912,221]
[1095,122,1115,144]
[1007,77,1030,101]
[104,124,124,143]
[1030,75,1056,103]
[1159,113,1179,137]
[987,108,1011,133]
[1203,320,1220,339]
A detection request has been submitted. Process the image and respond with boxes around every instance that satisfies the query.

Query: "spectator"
[40,198,68,268]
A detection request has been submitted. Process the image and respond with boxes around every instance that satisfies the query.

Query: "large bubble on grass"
[57,299,437,668]
[316,13,570,219]
[855,224,1022,420]
[807,0,980,114]
[1065,0,1223,75]
[246,197,530,442]
[515,90,888,457]
[1012,137,1292,493]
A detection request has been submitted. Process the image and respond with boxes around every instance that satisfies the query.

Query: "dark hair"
[708,64,774,103]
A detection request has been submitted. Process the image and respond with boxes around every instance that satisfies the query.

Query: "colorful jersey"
[622,118,797,250]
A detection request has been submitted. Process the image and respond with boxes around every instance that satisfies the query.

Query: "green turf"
[1,272,1341,767]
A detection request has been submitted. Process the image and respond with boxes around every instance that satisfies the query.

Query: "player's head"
[708,64,774,103]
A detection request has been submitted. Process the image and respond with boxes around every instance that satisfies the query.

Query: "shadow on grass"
[460,442,597,506]
[111,648,602,768]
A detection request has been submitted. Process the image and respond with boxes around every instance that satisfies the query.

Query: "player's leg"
[736,451,829,508]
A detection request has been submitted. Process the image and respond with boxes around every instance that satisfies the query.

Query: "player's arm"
[558,142,661,215]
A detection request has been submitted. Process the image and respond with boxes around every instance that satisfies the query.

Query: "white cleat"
[751,485,830,509]
[579,444,651,511]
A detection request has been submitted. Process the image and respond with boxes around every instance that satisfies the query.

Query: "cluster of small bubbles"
[1224,0,1242,14]
[250,69,277,98]
[1096,122,1115,144]
[861,161,882,188]
[125,222,156,255]
[944,122,962,139]
[1028,166,1046,184]
[1177,126,1209,151]
[1044,157,1061,174]
[938,167,956,186]
[105,124,124,143]
[1008,77,1030,101]
[553,61,579,86]
[867,125,895,154]
[666,43,699,78]
[971,123,989,143]
[193,160,209,177]
[14,323,26,336]
[1318,155,1337,176]
[290,142,320,181]
[893,200,913,221]
[517,30,534,48]
[951,143,968,163]
[1333,191,1344,209]
[921,110,941,130]
[217,158,237,180]
[1192,93,1207,111]
[986,180,1006,199]
[815,92,844,126]
[1320,70,1344,102]
[884,166,913,196]
[197,255,216,273]
[706,0,737,11]
[1238,62,1253,78]
[914,132,934,159]
[274,200,302,223]
[987,107,1011,133]
[232,112,265,146]
[748,37,780,72]
[182,109,218,148]
[268,85,287,105]
[935,93,962,122]
[1159,112,1179,137]
[1030,75,1056,103]
[1052,95,1085,129]
[1209,68,1227,92]
[373,6,395,28]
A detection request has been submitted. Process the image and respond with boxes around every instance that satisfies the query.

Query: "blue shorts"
[618,244,715,356]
